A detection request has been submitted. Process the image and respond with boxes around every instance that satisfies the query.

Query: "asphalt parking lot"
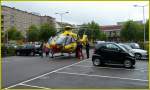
[2,50,149,89]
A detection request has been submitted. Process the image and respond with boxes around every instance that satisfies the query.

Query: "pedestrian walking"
[85,41,90,59]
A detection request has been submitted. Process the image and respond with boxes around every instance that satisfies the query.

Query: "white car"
[119,44,148,60]
[94,41,105,45]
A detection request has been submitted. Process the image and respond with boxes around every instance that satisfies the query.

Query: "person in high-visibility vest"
[42,41,49,57]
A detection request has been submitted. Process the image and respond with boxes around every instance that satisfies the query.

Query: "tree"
[27,25,39,42]
[78,21,106,42]
[99,32,107,40]
[87,21,100,41]
[120,20,143,42]
[145,19,149,41]
[39,23,56,41]
[15,31,24,40]
[1,31,5,43]
[7,26,24,40]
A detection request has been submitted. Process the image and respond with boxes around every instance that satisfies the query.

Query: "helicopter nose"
[51,44,62,50]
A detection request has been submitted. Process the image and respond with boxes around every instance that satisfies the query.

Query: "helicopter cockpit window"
[48,36,55,44]
[55,36,66,44]
[65,36,72,45]
[71,37,76,43]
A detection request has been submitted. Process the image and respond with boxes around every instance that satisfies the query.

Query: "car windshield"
[132,43,140,49]
[125,43,140,49]
[23,44,34,48]
[117,44,128,52]
[120,44,132,51]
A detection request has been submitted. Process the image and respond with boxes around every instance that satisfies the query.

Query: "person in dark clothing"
[75,36,80,58]
[75,41,79,58]
[85,41,90,59]
[40,42,44,58]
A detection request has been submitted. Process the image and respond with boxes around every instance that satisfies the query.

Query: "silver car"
[119,44,148,60]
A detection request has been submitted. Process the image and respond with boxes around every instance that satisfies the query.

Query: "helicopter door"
[64,36,76,52]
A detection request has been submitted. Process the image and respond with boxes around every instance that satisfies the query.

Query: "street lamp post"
[55,12,69,31]
[134,4,147,48]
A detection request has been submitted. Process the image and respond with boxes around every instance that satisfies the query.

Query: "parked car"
[34,42,41,48]
[92,42,136,68]
[15,44,42,56]
[124,43,140,49]
[119,43,148,60]
[94,41,105,45]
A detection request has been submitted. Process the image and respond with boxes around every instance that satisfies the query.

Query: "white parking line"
[74,65,148,72]
[5,58,90,89]
[20,83,50,89]
[56,72,148,82]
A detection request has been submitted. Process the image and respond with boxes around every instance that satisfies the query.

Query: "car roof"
[96,42,118,46]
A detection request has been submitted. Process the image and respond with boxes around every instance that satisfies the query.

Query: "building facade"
[1,6,56,36]
[100,20,143,42]
[100,25,122,41]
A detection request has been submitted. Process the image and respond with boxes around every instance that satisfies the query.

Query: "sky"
[2,1,149,25]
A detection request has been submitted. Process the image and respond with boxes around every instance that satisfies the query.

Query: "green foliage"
[7,26,24,40]
[78,21,106,42]
[99,32,107,40]
[1,44,16,57]
[145,20,149,41]
[1,31,5,43]
[145,42,149,54]
[1,44,6,57]
[87,21,101,41]
[15,31,24,40]
[7,46,16,56]
[39,23,56,41]
[27,25,39,42]
[120,20,144,41]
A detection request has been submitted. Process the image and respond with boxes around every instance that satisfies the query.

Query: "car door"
[99,44,112,63]
[104,43,122,64]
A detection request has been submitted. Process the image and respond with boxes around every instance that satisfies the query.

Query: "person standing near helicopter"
[76,40,84,60]
[85,40,90,59]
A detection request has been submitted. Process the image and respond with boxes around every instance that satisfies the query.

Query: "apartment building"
[1,5,56,36]
[100,25,122,41]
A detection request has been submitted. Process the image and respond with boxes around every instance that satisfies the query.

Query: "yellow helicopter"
[47,26,88,58]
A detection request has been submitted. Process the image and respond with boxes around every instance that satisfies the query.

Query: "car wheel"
[135,53,141,60]
[124,59,133,68]
[93,58,101,66]
[16,52,20,56]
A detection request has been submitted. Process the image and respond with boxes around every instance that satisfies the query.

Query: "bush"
[1,44,16,57]
[145,42,149,55]
[7,46,16,56]
[1,44,7,57]
[138,41,149,56]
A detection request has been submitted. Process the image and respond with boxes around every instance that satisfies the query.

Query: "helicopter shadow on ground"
[49,53,77,61]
